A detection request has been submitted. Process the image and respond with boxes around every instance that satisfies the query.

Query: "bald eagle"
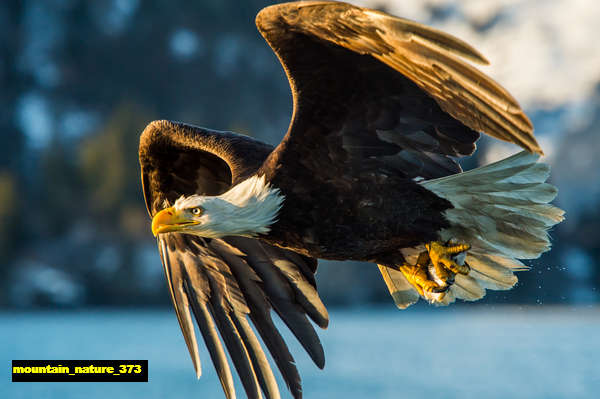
[138,2,564,398]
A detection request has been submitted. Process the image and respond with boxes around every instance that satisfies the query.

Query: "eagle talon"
[399,260,449,297]
[400,240,471,299]
[426,240,471,275]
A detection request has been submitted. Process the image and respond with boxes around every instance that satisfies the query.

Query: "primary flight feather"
[138,2,564,398]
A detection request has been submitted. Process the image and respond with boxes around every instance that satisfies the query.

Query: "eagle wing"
[139,121,329,399]
[256,1,541,180]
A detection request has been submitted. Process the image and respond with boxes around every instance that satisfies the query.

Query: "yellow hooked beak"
[151,207,200,237]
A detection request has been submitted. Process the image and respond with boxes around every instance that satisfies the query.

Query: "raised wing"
[139,120,272,213]
[139,120,329,399]
[256,1,541,180]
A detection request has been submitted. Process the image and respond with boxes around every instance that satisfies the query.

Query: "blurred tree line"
[1,0,291,307]
[0,0,597,308]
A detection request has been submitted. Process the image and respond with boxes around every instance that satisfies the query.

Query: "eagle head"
[151,175,284,239]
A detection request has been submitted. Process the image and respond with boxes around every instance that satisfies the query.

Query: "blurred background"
[2,0,599,398]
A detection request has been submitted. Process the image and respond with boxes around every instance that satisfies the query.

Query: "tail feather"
[453,274,486,301]
[421,150,564,304]
[467,252,520,289]
[380,151,564,309]
[377,264,420,309]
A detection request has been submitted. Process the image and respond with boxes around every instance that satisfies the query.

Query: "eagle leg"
[425,241,471,276]
[399,251,447,296]
[399,241,470,297]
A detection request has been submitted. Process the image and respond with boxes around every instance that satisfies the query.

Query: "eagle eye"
[191,207,203,216]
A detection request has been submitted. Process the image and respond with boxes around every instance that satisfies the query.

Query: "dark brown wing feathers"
[256,1,541,166]
[157,232,327,399]
[257,16,478,181]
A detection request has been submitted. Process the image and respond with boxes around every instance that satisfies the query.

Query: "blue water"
[2,306,599,398]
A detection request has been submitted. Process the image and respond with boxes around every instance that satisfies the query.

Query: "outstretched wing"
[256,1,541,181]
[139,120,329,399]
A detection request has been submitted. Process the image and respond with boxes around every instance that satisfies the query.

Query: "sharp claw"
[430,285,449,293]
[421,280,448,294]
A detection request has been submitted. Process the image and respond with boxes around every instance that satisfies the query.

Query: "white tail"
[381,151,565,308]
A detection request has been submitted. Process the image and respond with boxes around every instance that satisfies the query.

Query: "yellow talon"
[446,243,471,255]
[425,241,470,275]
[399,256,449,297]
[400,240,471,302]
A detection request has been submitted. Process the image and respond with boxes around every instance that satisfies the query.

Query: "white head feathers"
[173,175,284,238]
